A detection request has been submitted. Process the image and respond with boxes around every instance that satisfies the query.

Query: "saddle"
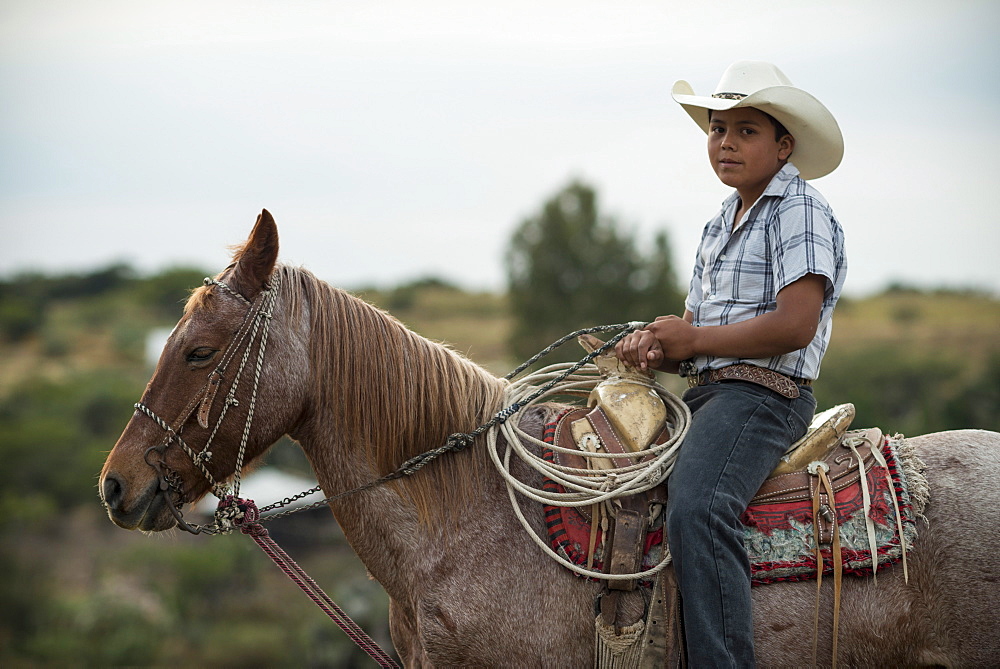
[550,400,863,570]
[551,399,873,668]
[557,336,670,585]
[751,404,874,545]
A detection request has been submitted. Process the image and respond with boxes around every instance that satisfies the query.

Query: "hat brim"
[671,80,844,180]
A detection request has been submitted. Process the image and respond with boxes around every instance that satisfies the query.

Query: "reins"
[132,269,648,668]
[255,319,649,523]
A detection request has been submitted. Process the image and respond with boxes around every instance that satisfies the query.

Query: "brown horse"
[100,211,1000,667]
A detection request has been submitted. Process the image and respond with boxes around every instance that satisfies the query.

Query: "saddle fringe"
[810,432,929,668]
[894,435,930,518]
[595,617,645,668]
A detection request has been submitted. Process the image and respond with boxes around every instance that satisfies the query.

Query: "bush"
[0,372,144,522]
[505,181,684,362]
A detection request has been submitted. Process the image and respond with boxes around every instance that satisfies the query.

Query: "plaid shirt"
[684,163,847,380]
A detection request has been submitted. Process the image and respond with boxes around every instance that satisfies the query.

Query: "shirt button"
[720,254,727,261]
[708,293,717,300]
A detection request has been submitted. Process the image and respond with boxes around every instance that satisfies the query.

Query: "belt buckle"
[679,360,699,388]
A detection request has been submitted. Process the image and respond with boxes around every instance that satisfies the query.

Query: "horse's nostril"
[102,474,124,509]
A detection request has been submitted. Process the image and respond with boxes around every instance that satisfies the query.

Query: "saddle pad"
[541,415,665,581]
[539,415,919,586]
[744,435,920,585]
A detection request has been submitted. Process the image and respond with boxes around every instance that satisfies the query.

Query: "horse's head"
[100,210,309,531]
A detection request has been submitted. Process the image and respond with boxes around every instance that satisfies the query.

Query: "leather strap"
[607,507,644,592]
[197,370,224,429]
[811,466,842,668]
[637,565,686,668]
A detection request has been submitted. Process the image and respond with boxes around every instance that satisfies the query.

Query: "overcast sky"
[2,0,999,297]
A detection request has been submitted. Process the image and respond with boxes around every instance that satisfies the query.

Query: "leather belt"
[687,363,811,399]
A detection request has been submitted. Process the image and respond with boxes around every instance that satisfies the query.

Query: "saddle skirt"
[541,403,922,586]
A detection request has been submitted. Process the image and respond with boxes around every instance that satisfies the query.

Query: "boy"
[615,61,846,666]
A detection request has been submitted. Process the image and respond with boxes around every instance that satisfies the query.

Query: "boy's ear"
[778,134,795,161]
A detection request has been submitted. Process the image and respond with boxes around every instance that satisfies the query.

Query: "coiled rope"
[485,361,691,581]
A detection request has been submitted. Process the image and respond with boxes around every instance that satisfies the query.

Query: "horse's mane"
[277,265,507,525]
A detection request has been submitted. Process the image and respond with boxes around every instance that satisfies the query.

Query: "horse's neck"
[288,291,513,593]
[300,401,565,610]
[294,426,512,597]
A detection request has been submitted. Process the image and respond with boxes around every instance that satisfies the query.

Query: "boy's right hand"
[615,312,696,372]
[615,328,665,371]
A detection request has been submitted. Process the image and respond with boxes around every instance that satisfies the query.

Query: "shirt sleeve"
[768,195,843,300]
[685,226,709,313]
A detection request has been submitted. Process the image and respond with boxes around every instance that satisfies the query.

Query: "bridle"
[134,269,281,534]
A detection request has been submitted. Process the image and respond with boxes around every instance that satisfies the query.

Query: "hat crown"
[713,61,793,98]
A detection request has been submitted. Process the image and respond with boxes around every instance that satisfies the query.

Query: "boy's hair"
[708,108,791,142]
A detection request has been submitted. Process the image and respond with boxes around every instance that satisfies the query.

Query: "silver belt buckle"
[679,360,699,388]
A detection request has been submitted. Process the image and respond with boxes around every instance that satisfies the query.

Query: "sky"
[2,0,999,297]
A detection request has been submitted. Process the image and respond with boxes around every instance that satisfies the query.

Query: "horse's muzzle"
[100,472,178,532]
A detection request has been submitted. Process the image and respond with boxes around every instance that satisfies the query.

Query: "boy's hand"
[616,329,665,370]
[616,315,698,371]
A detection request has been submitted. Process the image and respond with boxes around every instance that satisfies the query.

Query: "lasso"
[485,361,691,581]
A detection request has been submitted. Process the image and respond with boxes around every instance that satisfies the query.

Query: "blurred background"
[2,1,998,666]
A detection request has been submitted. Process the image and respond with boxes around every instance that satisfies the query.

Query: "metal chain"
[253,320,648,523]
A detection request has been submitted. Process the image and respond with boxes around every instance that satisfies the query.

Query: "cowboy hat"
[671,61,843,180]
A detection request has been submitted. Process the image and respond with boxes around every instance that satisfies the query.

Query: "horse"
[100,210,1000,667]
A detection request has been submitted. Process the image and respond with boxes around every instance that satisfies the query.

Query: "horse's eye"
[187,347,218,364]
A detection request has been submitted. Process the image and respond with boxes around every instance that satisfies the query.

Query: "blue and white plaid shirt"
[684,163,847,381]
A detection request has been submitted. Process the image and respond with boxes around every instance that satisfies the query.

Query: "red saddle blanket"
[540,416,919,586]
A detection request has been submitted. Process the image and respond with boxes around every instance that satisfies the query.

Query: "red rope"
[226,498,399,668]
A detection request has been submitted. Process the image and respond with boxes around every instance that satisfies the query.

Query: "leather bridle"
[133,271,281,534]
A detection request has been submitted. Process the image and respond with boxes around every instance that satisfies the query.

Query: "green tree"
[505,180,684,361]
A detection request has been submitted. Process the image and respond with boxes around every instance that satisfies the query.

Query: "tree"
[505,180,685,362]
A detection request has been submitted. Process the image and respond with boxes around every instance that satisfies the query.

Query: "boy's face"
[708,107,794,201]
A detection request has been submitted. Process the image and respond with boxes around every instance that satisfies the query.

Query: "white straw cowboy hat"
[672,61,844,180]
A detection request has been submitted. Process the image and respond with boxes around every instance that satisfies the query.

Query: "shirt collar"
[720,162,801,211]
[763,162,801,197]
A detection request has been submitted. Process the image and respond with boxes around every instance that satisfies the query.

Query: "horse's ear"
[229,209,279,297]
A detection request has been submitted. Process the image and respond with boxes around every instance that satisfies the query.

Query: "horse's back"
[907,427,1000,473]
[906,429,1000,664]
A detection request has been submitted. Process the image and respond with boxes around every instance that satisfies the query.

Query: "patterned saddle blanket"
[541,412,925,586]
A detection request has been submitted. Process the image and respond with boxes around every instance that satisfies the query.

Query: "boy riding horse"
[615,61,847,667]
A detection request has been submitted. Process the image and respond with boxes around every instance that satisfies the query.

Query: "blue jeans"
[666,380,816,668]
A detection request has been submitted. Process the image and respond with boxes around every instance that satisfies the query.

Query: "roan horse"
[101,211,1000,667]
